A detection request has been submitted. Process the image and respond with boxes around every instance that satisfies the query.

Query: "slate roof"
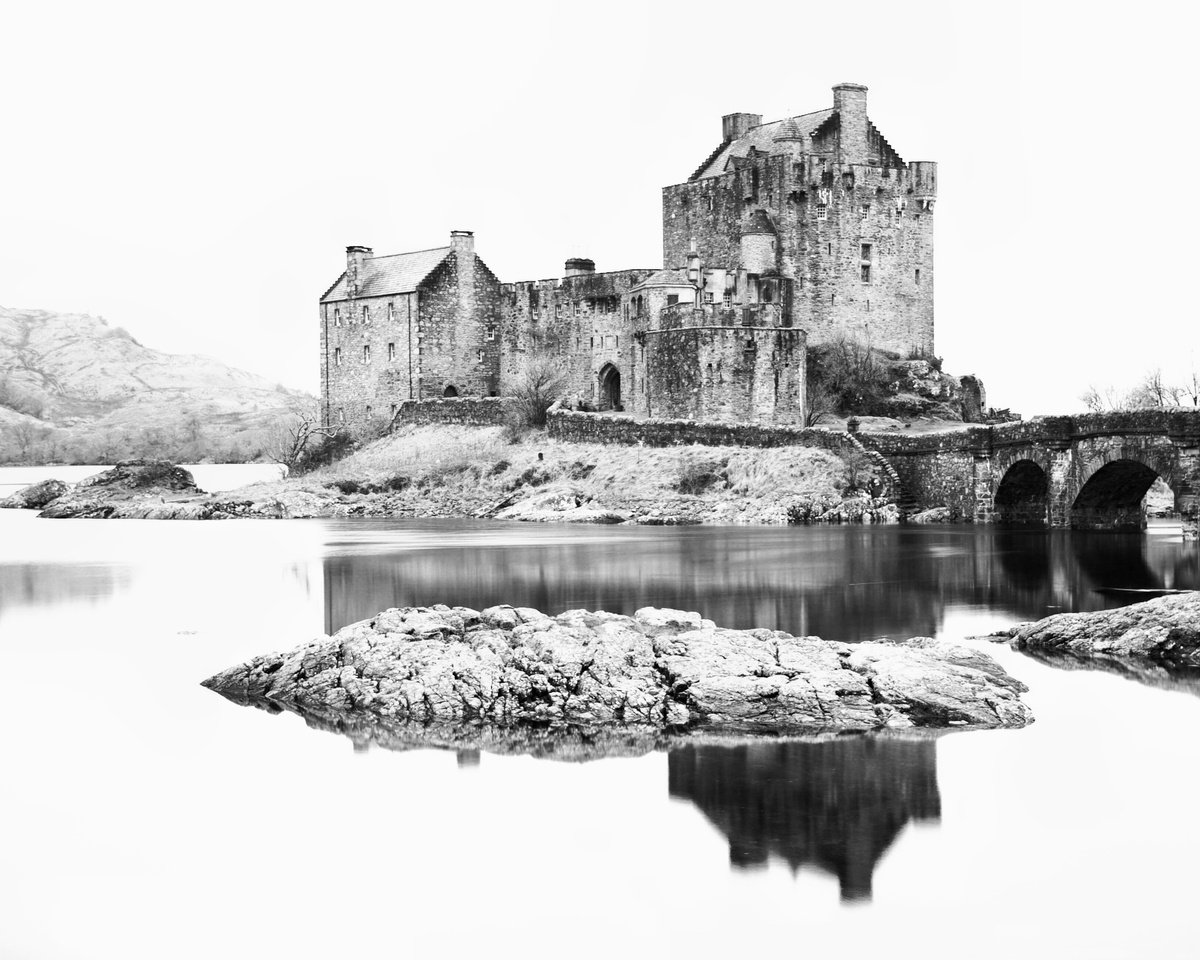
[320,246,452,303]
[631,269,697,291]
[692,108,835,181]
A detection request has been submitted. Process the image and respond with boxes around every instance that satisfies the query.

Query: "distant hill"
[0,306,312,463]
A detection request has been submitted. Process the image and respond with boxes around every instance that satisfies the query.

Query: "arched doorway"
[599,364,621,411]
[1071,459,1163,531]
[995,460,1049,525]
[443,385,459,397]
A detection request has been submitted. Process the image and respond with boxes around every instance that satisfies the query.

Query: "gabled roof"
[691,108,835,181]
[320,246,452,303]
[631,269,697,292]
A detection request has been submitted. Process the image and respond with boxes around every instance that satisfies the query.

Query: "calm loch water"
[2,481,1199,959]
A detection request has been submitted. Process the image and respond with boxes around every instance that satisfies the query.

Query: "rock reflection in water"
[668,736,940,901]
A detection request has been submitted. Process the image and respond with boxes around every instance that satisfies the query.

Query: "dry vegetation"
[225,424,875,524]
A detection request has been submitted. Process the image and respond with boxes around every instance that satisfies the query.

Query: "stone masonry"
[320,83,935,431]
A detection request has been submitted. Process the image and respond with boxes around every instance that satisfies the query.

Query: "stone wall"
[547,405,858,453]
[499,269,652,405]
[391,397,515,428]
[417,253,504,400]
[321,291,420,431]
[635,320,805,424]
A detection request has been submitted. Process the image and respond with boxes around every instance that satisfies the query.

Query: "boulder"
[1013,592,1200,666]
[204,605,1033,739]
[39,459,203,518]
[909,506,952,524]
[0,478,70,509]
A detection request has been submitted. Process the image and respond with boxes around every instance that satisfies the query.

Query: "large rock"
[204,605,1033,737]
[0,478,69,509]
[39,459,202,518]
[1013,592,1200,665]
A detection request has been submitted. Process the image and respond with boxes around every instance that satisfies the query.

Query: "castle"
[319,83,936,430]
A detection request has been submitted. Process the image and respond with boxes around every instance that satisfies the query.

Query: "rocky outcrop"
[1012,592,1200,666]
[0,478,69,509]
[39,459,202,518]
[204,605,1033,740]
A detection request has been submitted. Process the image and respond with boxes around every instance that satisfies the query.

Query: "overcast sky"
[3,0,1195,415]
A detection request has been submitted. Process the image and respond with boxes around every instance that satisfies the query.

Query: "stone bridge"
[858,410,1200,540]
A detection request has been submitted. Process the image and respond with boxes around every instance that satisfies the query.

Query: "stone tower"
[662,83,936,357]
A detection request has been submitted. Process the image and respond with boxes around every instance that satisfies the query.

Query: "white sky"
[2,0,1196,415]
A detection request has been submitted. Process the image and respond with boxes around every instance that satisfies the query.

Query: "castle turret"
[740,209,777,276]
[771,118,806,156]
[833,83,869,164]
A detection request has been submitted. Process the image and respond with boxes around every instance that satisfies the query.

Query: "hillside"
[0,306,311,463]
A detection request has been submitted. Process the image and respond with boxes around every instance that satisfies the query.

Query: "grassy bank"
[213,424,894,524]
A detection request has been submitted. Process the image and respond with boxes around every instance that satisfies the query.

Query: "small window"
[390,403,397,418]
[861,243,873,261]
[362,345,371,363]
[387,342,396,361]
[366,404,372,419]
[860,203,871,215]
[816,204,828,221]
[615,335,619,347]
[703,291,714,304]
[338,408,345,424]
[723,291,732,307]
[573,301,580,317]
[387,302,395,322]
[590,336,594,348]
[334,347,342,366]
[362,306,370,324]
[334,308,341,327]
[861,264,871,282]
[486,325,496,342]
[477,350,485,363]
[667,294,679,306]
[915,268,922,284]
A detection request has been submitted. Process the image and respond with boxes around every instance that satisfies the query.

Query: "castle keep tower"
[662,83,936,356]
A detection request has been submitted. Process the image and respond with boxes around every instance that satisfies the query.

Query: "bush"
[509,355,567,427]
[808,336,894,415]
[293,430,356,474]
[676,456,727,494]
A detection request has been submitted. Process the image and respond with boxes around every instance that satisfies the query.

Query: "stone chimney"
[345,245,372,297]
[832,83,869,164]
[564,258,595,278]
[450,230,474,259]
[722,112,762,141]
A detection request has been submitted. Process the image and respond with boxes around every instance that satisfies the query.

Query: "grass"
[219,424,874,523]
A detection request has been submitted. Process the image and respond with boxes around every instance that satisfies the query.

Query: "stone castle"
[319,83,936,429]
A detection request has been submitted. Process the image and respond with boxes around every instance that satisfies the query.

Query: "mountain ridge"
[0,305,312,462]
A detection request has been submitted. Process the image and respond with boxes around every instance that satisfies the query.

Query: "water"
[2,498,1198,959]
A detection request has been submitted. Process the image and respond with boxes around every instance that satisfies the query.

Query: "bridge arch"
[1069,441,1181,531]
[995,459,1050,525]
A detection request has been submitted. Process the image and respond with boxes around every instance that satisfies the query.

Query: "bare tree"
[270,402,335,470]
[510,355,567,427]
[804,377,836,426]
[1080,383,1129,412]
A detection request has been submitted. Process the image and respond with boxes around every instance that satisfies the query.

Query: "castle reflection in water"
[668,736,940,901]
[319,522,1198,641]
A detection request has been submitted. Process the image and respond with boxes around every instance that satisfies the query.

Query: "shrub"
[509,355,567,427]
[676,456,727,495]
